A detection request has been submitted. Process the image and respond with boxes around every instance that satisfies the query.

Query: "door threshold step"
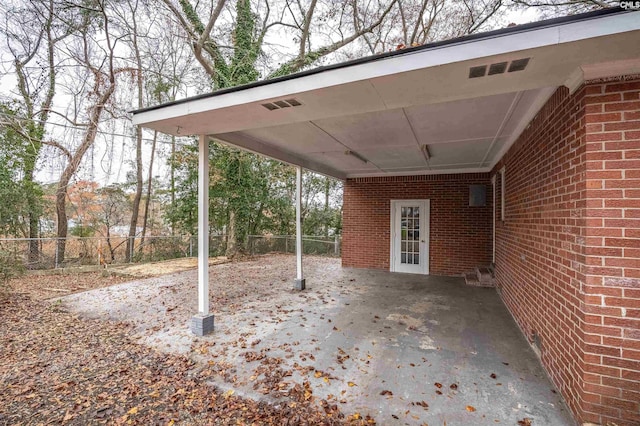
[465,272,495,287]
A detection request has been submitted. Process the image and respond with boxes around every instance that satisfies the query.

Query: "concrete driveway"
[60,255,573,425]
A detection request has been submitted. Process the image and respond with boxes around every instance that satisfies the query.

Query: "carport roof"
[132,8,640,180]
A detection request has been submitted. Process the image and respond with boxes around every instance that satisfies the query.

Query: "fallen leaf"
[517,418,532,426]
[490,373,497,379]
[466,405,476,412]
[434,382,443,388]
[380,390,393,396]
[348,382,357,387]
[127,407,138,415]
[450,383,458,390]
[314,371,322,378]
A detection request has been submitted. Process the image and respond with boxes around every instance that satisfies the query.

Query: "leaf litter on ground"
[0,291,373,425]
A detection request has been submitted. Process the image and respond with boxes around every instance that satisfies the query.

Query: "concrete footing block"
[191,313,215,336]
[294,278,306,291]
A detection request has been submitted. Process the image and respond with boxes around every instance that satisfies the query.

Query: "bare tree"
[123,0,145,262]
[159,0,403,85]
[0,0,69,266]
[140,131,157,249]
[510,0,614,18]
[95,185,129,262]
[51,0,127,264]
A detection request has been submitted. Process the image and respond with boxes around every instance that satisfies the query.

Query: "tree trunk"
[226,208,238,258]
[54,186,68,266]
[140,131,157,251]
[26,180,40,267]
[55,86,115,264]
[126,9,144,262]
[106,227,115,262]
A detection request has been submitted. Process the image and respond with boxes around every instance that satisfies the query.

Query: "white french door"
[390,200,429,275]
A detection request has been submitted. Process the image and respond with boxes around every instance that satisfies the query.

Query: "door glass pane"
[400,205,420,265]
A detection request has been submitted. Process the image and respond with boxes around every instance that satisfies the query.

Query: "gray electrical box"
[469,184,486,207]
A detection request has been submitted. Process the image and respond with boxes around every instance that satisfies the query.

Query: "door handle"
[421,240,425,243]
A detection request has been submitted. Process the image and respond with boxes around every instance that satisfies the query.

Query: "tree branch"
[268,0,399,78]
[42,140,72,161]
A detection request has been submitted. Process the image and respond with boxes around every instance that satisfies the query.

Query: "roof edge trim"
[131,7,629,116]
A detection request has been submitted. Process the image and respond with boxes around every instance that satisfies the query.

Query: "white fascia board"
[132,12,640,129]
[557,11,640,43]
[213,132,347,180]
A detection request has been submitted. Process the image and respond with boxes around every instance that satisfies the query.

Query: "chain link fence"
[247,235,340,257]
[0,234,340,270]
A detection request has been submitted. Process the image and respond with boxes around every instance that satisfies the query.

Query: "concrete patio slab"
[59,255,573,425]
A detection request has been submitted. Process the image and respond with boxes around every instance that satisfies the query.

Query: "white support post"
[191,135,214,336]
[294,166,305,290]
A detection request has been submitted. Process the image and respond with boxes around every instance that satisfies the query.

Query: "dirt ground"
[0,255,369,425]
[6,256,229,301]
[7,271,133,300]
[108,256,230,279]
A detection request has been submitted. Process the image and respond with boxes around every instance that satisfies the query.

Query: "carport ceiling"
[132,9,640,180]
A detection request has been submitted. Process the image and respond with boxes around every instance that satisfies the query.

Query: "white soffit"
[217,87,551,179]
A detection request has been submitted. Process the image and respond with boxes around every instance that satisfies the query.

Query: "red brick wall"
[581,78,640,426]
[342,174,492,276]
[492,85,588,421]
[493,77,640,426]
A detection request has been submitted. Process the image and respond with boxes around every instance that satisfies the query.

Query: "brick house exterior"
[342,77,640,425]
[343,174,492,276]
[133,9,640,425]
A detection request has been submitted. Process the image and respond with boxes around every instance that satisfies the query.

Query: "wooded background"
[0,0,614,266]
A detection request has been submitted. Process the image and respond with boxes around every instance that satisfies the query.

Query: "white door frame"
[390,199,430,275]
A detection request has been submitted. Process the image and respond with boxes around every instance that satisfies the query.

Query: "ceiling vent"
[469,57,530,79]
[261,98,303,111]
[488,62,508,75]
[469,65,487,79]
[508,57,530,72]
